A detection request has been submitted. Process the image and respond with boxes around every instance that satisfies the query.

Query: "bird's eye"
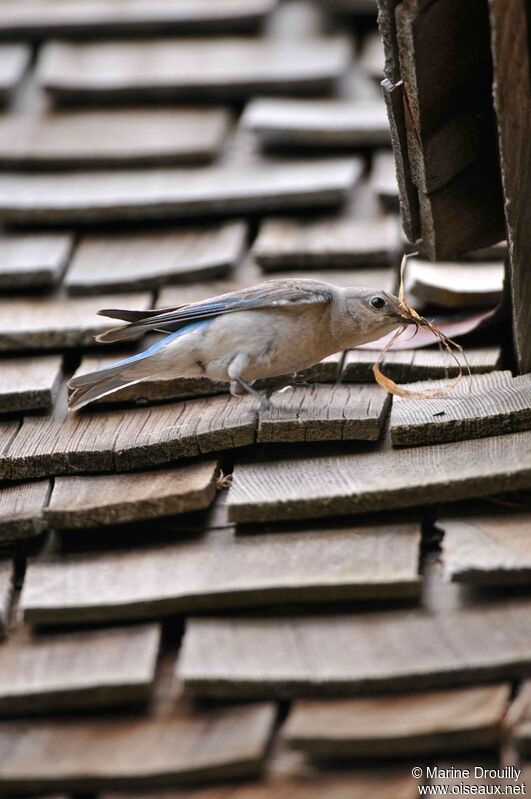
[370,296,386,309]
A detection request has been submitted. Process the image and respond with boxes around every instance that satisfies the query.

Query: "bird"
[67,278,416,412]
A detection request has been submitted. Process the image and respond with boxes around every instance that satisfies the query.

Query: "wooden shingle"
[0,355,62,413]
[371,150,398,209]
[227,430,531,523]
[0,561,14,638]
[406,259,504,309]
[0,159,358,226]
[282,684,510,757]
[21,522,421,625]
[0,0,278,38]
[45,461,218,529]
[0,233,73,289]
[441,512,531,585]
[0,292,151,352]
[177,598,531,698]
[242,98,390,148]
[65,222,246,294]
[37,37,351,103]
[509,682,531,756]
[0,624,161,714]
[0,701,275,793]
[0,109,231,169]
[0,480,49,542]
[342,347,502,383]
[0,45,30,105]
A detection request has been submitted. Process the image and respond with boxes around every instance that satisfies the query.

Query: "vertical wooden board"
[0,109,231,168]
[390,373,531,448]
[37,38,352,102]
[0,159,359,226]
[0,355,62,413]
[489,0,531,373]
[0,45,30,104]
[0,701,275,792]
[341,347,502,383]
[405,258,504,308]
[0,0,278,38]
[0,233,73,289]
[0,624,161,714]
[0,561,14,639]
[0,480,49,542]
[21,522,421,625]
[282,684,510,757]
[177,598,531,698]
[65,222,247,294]
[45,461,219,529]
[227,430,531,523]
[242,98,390,147]
[441,512,531,585]
[0,292,151,352]
[257,384,391,443]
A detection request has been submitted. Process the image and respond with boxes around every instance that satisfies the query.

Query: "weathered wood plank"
[0,159,358,226]
[45,460,218,529]
[441,511,531,585]
[283,684,510,757]
[509,682,531,757]
[21,522,420,625]
[0,480,49,542]
[0,355,62,413]
[242,98,390,148]
[37,38,352,103]
[100,769,419,799]
[257,384,390,443]
[406,259,504,309]
[0,0,277,39]
[0,109,230,169]
[227,430,531,523]
[0,701,275,793]
[253,209,399,269]
[0,233,73,289]
[0,395,257,480]
[0,45,30,105]
[65,222,246,294]
[489,0,531,373]
[0,624,160,714]
[177,598,531,698]
[0,292,151,352]
[390,373,531,448]
[342,347,502,383]
[0,562,14,638]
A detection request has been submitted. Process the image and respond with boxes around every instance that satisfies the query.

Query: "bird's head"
[341,287,420,346]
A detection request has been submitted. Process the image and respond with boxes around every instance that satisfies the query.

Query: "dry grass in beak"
[373,252,472,399]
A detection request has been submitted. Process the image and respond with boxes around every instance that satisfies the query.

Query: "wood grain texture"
[45,461,218,529]
[257,384,390,443]
[21,522,421,625]
[282,684,510,757]
[100,769,419,799]
[0,355,62,413]
[177,598,531,698]
[0,45,30,104]
[37,37,352,103]
[66,222,246,294]
[0,233,72,289]
[0,109,230,169]
[0,480,49,542]
[0,701,275,792]
[342,347,502,383]
[390,373,531,448]
[242,98,390,148]
[227,430,531,523]
[489,0,531,373]
[0,0,277,38]
[253,211,399,269]
[0,292,150,352]
[441,512,531,585]
[406,259,504,309]
[0,624,160,714]
[0,159,358,226]
[0,562,14,638]
[0,395,257,480]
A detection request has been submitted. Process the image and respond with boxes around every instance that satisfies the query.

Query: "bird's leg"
[228,353,272,411]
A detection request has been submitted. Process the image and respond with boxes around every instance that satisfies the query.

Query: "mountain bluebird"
[68,278,415,411]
